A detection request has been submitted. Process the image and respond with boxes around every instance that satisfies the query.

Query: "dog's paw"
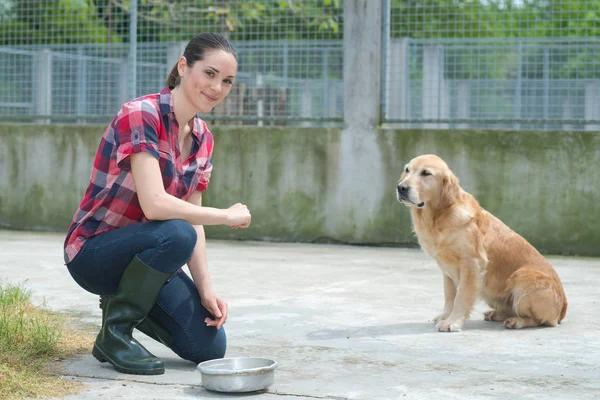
[503,317,522,329]
[436,319,463,332]
[484,310,496,321]
[503,317,537,329]
[486,309,511,322]
[433,312,451,324]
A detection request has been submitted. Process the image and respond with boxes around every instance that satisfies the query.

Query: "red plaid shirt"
[64,86,214,264]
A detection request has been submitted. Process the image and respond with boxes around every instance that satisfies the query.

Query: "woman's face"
[178,49,238,113]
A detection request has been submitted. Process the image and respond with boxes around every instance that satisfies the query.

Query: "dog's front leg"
[436,263,479,332]
[433,274,456,324]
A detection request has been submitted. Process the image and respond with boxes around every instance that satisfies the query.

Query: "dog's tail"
[558,294,568,324]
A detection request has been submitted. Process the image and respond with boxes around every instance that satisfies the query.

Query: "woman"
[63,33,251,376]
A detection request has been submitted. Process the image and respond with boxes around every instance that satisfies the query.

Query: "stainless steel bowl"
[196,357,278,393]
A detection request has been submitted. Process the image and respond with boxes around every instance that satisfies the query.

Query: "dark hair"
[165,33,237,88]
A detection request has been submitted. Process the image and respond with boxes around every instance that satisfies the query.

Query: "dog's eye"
[421,170,432,177]
[405,167,409,173]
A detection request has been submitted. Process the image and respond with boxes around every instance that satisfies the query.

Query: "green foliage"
[0,283,60,361]
[1,1,598,79]
[97,0,343,42]
[391,0,600,39]
[1,0,116,45]
[3,0,598,44]
[0,282,92,400]
[389,0,600,80]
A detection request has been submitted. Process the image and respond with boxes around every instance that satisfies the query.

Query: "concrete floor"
[1,229,599,400]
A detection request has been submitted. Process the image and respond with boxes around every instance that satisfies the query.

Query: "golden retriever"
[396,154,567,332]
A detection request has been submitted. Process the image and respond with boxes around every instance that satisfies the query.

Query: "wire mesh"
[3,1,597,130]
[384,0,600,130]
[0,0,343,125]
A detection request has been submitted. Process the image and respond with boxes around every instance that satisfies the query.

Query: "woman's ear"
[177,56,187,77]
[440,173,460,208]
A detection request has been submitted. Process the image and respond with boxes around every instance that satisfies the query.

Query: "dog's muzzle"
[396,184,424,207]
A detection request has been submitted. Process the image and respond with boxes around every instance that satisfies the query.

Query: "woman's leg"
[92,255,172,374]
[67,219,197,294]
[149,271,227,364]
[66,219,198,374]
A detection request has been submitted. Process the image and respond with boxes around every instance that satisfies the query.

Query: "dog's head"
[396,154,460,210]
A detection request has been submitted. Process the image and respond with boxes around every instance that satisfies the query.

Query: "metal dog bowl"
[197,357,278,393]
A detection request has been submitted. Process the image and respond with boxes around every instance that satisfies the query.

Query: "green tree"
[93,0,342,42]
[0,0,115,45]
[391,0,600,40]
[0,0,343,45]
[390,0,600,79]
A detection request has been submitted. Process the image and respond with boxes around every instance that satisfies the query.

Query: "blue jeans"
[66,219,226,364]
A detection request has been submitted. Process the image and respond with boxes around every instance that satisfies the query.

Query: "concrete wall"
[1,124,599,256]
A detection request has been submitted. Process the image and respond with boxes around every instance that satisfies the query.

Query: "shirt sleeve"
[196,159,213,192]
[195,121,214,192]
[115,100,161,171]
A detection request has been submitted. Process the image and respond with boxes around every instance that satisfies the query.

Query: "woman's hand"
[231,220,251,229]
[201,287,228,330]
[226,203,251,228]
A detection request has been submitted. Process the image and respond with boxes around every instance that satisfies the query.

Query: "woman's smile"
[202,92,218,102]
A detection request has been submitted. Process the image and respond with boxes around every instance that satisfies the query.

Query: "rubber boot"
[99,296,174,348]
[92,255,172,375]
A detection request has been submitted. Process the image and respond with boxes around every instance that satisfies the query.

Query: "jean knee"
[175,327,227,364]
[157,220,197,263]
[196,327,227,363]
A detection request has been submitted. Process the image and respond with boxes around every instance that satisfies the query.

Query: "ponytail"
[165,62,180,88]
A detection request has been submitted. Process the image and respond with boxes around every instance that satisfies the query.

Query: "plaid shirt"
[64,86,214,264]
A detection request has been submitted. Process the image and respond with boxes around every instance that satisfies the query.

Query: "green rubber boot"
[92,256,172,375]
[99,296,174,348]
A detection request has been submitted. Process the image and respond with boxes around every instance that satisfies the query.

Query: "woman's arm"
[186,190,227,330]
[130,152,250,227]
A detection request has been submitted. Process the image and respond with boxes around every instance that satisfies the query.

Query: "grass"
[0,282,94,400]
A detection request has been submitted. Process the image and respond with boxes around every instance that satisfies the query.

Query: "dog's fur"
[396,154,567,332]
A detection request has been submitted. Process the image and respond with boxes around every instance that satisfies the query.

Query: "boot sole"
[92,344,165,375]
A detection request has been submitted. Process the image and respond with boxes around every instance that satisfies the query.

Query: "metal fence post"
[300,82,313,127]
[129,0,138,100]
[381,0,390,123]
[119,59,129,106]
[514,41,523,130]
[256,73,264,126]
[543,46,550,129]
[283,41,289,85]
[585,80,599,131]
[456,81,470,129]
[166,41,187,78]
[36,49,52,124]
[322,50,329,120]
[423,45,447,129]
[76,46,87,123]
[385,38,409,124]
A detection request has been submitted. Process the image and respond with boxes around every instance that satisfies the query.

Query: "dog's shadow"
[307,319,507,340]
[307,322,432,340]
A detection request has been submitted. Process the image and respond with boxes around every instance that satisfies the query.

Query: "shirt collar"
[159,86,203,142]
[159,86,175,117]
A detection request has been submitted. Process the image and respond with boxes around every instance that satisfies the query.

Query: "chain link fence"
[0,0,343,125]
[0,1,598,130]
[383,0,600,130]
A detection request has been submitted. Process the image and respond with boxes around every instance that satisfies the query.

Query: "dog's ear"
[440,173,460,208]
